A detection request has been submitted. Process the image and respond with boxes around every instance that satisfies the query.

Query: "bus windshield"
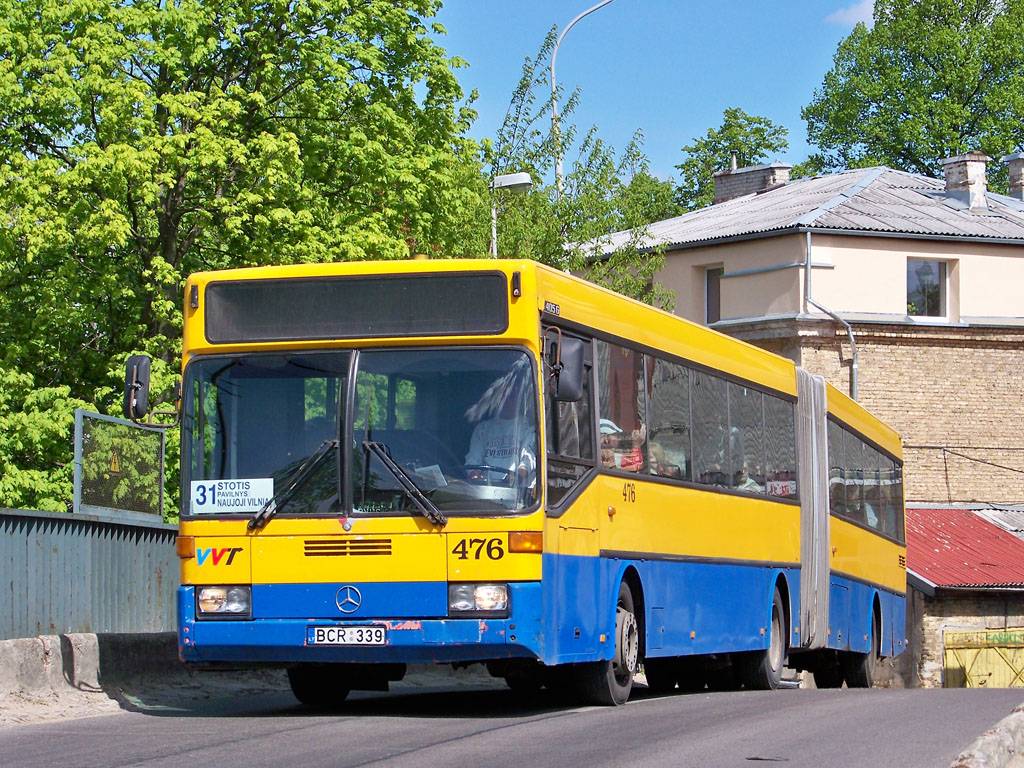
[182,348,539,518]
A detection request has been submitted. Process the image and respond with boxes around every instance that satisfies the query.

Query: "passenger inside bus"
[600,419,645,472]
[464,369,537,494]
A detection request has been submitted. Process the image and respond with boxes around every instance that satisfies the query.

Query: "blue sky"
[431,0,874,181]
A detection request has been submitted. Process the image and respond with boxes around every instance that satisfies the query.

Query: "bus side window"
[595,341,648,473]
[692,371,729,486]
[843,430,864,523]
[648,359,690,481]
[893,462,906,542]
[728,383,764,492]
[764,395,797,500]
[828,419,846,517]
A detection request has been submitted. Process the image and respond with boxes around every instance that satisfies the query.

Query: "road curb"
[1,631,502,708]
[951,703,1024,768]
[0,632,179,700]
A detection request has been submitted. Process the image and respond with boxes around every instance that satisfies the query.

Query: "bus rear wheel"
[574,580,639,706]
[288,664,351,708]
[736,587,787,690]
[844,612,879,688]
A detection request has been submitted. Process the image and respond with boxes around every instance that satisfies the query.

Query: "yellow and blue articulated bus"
[125,259,906,706]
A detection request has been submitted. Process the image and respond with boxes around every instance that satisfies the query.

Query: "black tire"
[574,580,639,706]
[643,658,679,694]
[844,612,879,688]
[505,667,545,692]
[736,587,787,690]
[287,664,350,708]
[812,662,845,689]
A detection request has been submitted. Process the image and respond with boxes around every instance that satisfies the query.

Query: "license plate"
[307,625,387,646]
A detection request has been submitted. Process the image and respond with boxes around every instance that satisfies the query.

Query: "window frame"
[906,258,947,320]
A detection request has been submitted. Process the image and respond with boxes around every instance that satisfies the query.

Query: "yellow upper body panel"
[532,264,798,397]
[182,259,543,367]
[826,381,902,459]
[182,259,797,397]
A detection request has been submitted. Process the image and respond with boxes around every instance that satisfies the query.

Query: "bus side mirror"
[123,354,152,420]
[552,337,584,402]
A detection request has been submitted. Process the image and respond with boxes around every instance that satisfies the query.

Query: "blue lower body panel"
[179,559,905,668]
[541,552,802,666]
[179,582,542,665]
[826,574,906,655]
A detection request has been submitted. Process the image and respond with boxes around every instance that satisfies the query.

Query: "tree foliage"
[802,0,1024,183]
[488,29,678,307]
[0,0,488,511]
[0,369,89,512]
[673,107,789,211]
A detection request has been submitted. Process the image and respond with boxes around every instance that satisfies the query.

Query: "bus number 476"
[451,538,504,560]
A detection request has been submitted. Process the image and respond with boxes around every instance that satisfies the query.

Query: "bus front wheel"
[574,580,639,706]
[288,664,351,708]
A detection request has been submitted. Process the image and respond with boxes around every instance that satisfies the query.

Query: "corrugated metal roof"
[591,167,1024,254]
[906,507,1024,589]
[973,507,1024,539]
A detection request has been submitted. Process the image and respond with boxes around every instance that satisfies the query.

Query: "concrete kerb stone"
[3,630,499,720]
[951,703,1024,768]
[1,632,179,701]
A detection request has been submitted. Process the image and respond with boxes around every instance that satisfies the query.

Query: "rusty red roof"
[906,508,1024,589]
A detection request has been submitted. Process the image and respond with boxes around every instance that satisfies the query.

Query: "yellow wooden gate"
[943,629,1024,688]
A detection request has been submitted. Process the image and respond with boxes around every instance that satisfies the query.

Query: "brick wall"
[905,587,1024,688]
[729,320,1024,504]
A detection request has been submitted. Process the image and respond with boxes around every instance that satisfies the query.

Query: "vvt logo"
[196,547,243,566]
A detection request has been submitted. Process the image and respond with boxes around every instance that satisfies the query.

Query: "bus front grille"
[303,538,393,557]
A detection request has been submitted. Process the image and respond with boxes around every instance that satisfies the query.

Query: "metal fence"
[1,507,178,640]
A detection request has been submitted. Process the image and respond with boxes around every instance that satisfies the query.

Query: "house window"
[706,266,724,325]
[907,260,946,317]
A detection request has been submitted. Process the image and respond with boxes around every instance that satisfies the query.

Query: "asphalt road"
[2,684,1022,768]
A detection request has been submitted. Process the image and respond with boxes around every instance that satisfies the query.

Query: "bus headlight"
[448,583,508,615]
[196,586,251,617]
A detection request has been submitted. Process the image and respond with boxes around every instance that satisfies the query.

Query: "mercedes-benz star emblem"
[336,585,362,614]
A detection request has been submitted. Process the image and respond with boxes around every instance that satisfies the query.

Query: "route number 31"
[451,538,505,560]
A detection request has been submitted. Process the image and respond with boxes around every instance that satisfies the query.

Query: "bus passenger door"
[796,369,829,650]
[544,328,602,661]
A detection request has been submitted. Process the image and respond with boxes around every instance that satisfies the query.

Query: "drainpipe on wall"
[804,231,858,401]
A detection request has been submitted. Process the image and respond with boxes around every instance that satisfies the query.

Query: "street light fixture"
[489,171,533,257]
[550,0,619,200]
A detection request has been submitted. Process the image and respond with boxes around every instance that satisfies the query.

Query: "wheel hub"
[615,606,639,679]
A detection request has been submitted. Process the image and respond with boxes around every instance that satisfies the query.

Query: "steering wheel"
[464,464,514,486]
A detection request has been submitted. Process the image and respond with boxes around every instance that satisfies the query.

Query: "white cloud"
[825,0,875,28]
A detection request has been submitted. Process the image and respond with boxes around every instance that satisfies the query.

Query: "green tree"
[487,29,676,308]
[673,107,789,211]
[0,0,488,511]
[802,0,1024,184]
[0,369,90,512]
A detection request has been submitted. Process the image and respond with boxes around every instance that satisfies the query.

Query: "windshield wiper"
[249,439,340,530]
[362,441,447,527]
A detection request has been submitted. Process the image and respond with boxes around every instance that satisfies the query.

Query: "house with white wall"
[594,153,1024,505]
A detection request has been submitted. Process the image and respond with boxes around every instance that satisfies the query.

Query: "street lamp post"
[489,172,533,257]
[550,0,619,200]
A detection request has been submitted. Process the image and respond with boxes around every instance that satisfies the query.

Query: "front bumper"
[178,582,543,665]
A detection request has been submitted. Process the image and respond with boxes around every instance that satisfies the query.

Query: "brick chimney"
[713,162,792,205]
[1002,152,1024,201]
[940,152,991,212]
